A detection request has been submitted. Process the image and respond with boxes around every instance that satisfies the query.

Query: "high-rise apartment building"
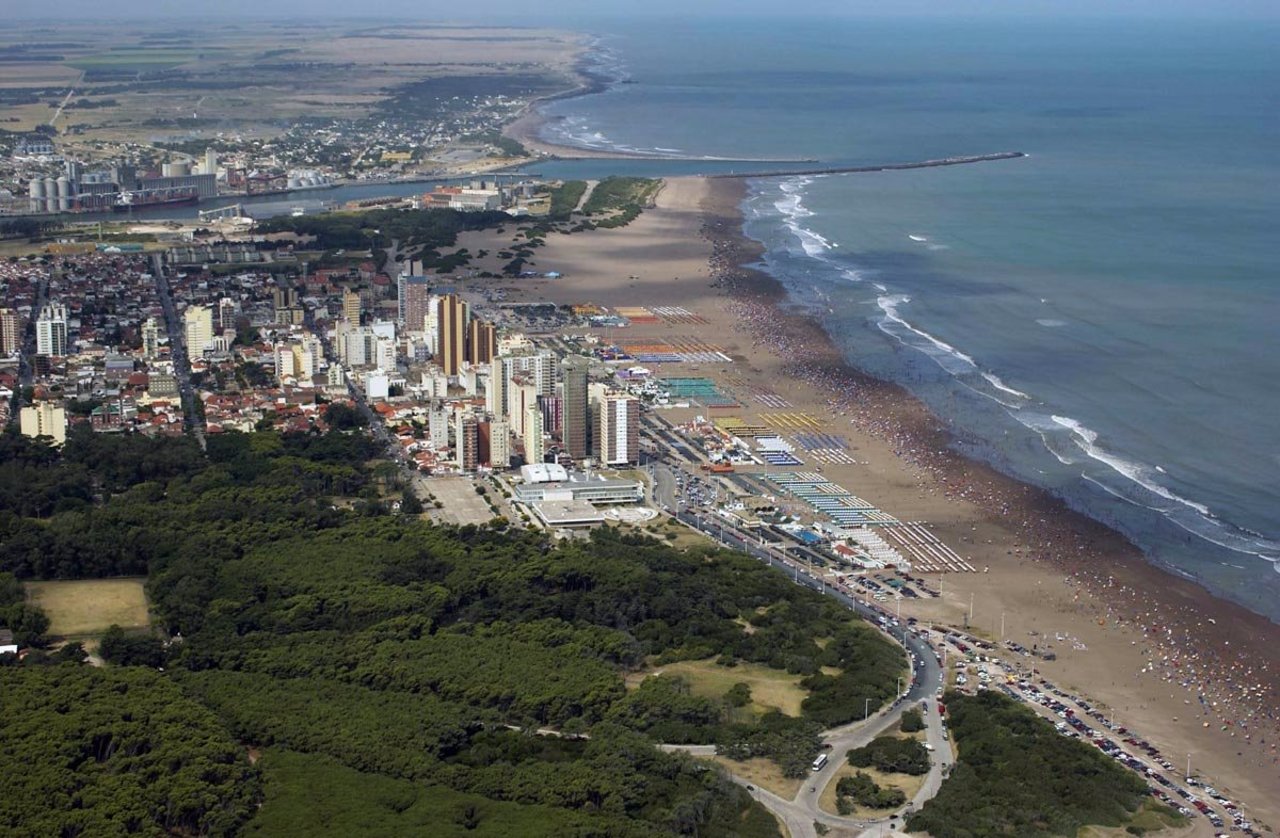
[539,394,563,437]
[523,404,544,465]
[488,419,510,470]
[216,298,239,335]
[466,319,496,366]
[20,401,66,446]
[485,357,508,417]
[35,303,68,357]
[398,274,430,333]
[0,308,22,357]
[342,288,362,325]
[141,316,162,360]
[183,305,213,362]
[560,355,590,459]
[454,410,479,472]
[435,294,468,376]
[598,394,640,465]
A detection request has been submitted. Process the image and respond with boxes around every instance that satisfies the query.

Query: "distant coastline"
[502,44,813,164]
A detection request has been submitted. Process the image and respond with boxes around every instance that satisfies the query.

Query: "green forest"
[905,691,1158,838]
[0,428,905,836]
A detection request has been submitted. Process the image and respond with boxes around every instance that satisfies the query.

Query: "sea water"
[536,17,1280,620]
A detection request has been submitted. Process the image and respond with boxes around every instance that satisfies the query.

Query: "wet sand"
[458,177,1280,828]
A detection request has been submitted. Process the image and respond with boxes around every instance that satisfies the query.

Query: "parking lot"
[424,476,496,526]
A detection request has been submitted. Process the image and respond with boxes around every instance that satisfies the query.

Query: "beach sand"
[454,177,1280,829]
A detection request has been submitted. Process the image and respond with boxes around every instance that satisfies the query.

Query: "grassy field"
[819,760,926,818]
[626,658,810,717]
[708,756,804,800]
[26,578,150,638]
[1076,802,1190,838]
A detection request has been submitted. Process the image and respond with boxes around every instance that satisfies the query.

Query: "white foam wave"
[982,373,1031,400]
[775,177,835,257]
[877,295,978,373]
[754,178,1280,572]
[1052,415,1213,517]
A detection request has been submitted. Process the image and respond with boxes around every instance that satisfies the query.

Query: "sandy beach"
[453,177,1280,829]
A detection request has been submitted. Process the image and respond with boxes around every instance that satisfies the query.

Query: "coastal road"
[655,461,950,837]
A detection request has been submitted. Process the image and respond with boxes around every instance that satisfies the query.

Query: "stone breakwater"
[703,151,1027,179]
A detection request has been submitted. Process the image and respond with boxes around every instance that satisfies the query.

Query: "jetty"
[704,151,1027,179]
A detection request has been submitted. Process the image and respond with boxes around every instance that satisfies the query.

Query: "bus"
[811,753,829,772]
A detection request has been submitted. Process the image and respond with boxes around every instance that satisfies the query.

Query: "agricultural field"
[0,22,581,149]
[26,578,150,638]
[66,48,205,73]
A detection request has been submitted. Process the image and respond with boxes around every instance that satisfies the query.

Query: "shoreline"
[501,47,813,164]
[452,175,1279,825]
[697,176,1280,822]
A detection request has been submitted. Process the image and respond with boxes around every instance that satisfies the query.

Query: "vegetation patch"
[905,691,1151,838]
[628,657,813,717]
[246,749,617,837]
[848,735,930,776]
[25,578,150,637]
[0,426,908,834]
[708,756,805,800]
[0,666,259,836]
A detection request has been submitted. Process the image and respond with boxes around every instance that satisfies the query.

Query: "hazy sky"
[10,0,1279,19]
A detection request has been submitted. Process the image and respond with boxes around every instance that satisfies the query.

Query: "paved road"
[151,254,205,448]
[649,462,951,838]
[11,275,47,425]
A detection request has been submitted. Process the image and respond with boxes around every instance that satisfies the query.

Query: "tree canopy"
[0,666,259,837]
[906,691,1150,838]
[0,427,910,835]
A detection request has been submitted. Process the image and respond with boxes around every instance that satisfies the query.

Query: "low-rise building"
[514,471,643,506]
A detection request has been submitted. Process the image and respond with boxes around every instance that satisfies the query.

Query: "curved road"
[654,466,953,837]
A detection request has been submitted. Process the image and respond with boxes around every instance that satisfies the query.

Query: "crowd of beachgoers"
[700,212,1280,769]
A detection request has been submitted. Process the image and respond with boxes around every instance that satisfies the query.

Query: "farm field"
[26,578,151,638]
[0,22,581,149]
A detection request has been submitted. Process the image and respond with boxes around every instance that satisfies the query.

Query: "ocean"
[531,17,1280,620]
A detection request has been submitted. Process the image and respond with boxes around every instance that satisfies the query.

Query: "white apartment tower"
[598,394,640,466]
[35,302,68,357]
[488,419,510,470]
[141,316,162,360]
[183,305,213,362]
[20,401,67,446]
[523,404,545,465]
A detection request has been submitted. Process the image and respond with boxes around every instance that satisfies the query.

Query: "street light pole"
[864,697,871,720]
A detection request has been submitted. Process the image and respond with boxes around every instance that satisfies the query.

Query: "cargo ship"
[113,187,200,212]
